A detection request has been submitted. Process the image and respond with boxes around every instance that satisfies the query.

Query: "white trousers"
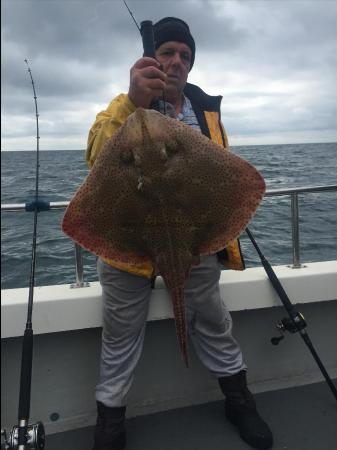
[95,255,246,407]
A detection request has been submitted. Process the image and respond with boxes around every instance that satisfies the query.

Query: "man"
[87,17,273,450]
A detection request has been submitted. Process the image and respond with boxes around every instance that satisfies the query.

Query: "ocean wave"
[2,143,337,289]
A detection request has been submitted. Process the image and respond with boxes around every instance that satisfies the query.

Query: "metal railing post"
[70,243,90,288]
[291,192,302,268]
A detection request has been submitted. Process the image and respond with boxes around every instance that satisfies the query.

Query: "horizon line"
[2,141,337,152]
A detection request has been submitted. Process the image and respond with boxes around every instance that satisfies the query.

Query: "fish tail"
[171,286,189,367]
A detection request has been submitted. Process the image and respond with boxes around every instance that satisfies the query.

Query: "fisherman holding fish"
[85,17,273,450]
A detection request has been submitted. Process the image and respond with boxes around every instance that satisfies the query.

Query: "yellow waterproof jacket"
[86,83,245,277]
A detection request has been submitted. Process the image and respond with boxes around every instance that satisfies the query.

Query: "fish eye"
[166,140,179,157]
[120,148,134,165]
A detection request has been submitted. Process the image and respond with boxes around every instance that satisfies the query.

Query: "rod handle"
[140,20,155,58]
[18,328,33,421]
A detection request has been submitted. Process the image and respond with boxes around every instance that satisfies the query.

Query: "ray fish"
[62,108,266,366]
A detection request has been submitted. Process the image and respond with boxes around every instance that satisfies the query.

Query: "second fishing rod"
[246,227,337,402]
[1,61,46,450]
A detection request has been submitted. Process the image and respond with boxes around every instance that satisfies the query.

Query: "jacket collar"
[184,82,222,112]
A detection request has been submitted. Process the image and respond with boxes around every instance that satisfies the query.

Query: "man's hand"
[128,57,167,108]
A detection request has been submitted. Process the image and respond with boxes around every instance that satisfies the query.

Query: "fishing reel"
[1,422,45,450]
[271,312,307,345]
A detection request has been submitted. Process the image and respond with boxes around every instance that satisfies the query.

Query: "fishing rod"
[121,1,337,400]
[122,0,162,291]
[124,1,337,397]
[122,0,166,115]
[123,0,154,56]
[1,61,46,450]
[246,227,337,402]
[122,0,155,64]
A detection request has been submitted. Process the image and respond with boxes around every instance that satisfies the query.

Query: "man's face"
[155,41,192,95]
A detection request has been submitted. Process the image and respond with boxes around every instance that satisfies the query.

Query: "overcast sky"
[2,0,337,150]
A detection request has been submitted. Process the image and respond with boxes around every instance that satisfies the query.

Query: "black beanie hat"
[153,17,196,70]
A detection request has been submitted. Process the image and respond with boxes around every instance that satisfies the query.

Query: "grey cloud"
[2,0,337,150]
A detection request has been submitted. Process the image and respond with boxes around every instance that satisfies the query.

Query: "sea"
[1,143,337,290]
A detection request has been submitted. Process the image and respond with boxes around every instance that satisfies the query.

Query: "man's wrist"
[127,90,151,109]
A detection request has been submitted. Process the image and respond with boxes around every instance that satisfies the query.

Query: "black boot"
[92,401,126,450]
[219,370,273,449]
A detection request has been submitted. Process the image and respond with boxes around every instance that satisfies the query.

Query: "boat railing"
[2,184,337,288]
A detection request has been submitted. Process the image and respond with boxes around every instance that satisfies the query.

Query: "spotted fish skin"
[155,251,191,367]
[62,108,266,365]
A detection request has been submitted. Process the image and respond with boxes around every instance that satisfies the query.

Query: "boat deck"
[46,379,336,450]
